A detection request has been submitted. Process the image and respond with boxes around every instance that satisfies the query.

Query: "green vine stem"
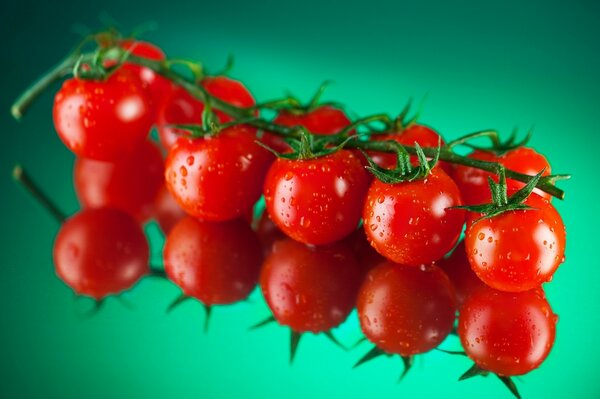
[10,42,568,200]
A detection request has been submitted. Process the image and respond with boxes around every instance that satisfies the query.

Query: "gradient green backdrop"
[2,1,599,398]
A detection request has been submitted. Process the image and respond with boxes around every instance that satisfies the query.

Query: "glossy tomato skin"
[437,241,486,307]
[357,262,457,356]
[164,217,263,305]
[363,167,465,266]
[53,208,149,299]
[165,125,273,221]
[255,211,286,255]
[152,185,187,235]
[119,40,172,109]
[502,147,552,200]
[458,287,557,376]
[53,68,154,161]
[260,238,362,333]
[345,227,386,275]
[453,147,552,205]
[370,124,451,174]
[465,193,565,292]
[452,150,498,205]
[157,76,255,150]
[274,105,351,135]
[74,140,164,222]
[264,150,370,245]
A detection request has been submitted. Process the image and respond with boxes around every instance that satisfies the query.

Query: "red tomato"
[164,217,263,305]
[152,185,187,234]
[119,40,172,109]
[502,147,552,200]
[357,262,457,356]
[464,192,566,292]
[157,76,255,150]
[370,124,451,174]
[165,125,273,221]
[453,147,552,205]
[274,105,351,135]
[74,140,164,222]
[458,287,557,376]
[363,167,465,266]
[53,208,149,299]
[260,238,362,333]
[263,150,370,245]
[437,241,486,307]
[53,68,154,161]
[452,150,498,205]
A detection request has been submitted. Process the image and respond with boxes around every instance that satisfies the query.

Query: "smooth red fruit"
[264,150,370,245]
[370,124,451,174]
[74,140,164,222]
[153,185,187,234]
[260,238,362,333]
[357,262,457,356]
[437,241,486,306]
[53,68,154,161]
[274,105,351,135]
[345,227,386,275]
[502,147,552,200]
[363,167,465,266]
[465,193,566,292]
[458,287,557,376]
[165,125,273,221]
[452,150,498,205]
[53,208,149,299]
[119,40,172,108]
[157,76,255,150]
[164,217,263,305]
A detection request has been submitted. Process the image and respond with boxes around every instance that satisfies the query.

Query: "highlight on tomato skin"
[357,261,457,356]
[157,76,256,150]
[53,68,154,162]
[163,217,263,305]
[464,192,566,293]
[74,140,164,222]
[458,286,557,376]
[263,150,371,246]
[53,208,150,300]
[260,238,363,333]
[363,166,465,266]
[164,125,274,222]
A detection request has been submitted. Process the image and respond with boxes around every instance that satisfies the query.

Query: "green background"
[1,0,599,398]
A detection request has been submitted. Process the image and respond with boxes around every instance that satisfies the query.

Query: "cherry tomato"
[152,185,187,234]
[465,192,565,292]
[370,124,451,174]
[157,76,255,150]
[74,140,164,222]
[118,39,172,109]
[53,68,154,161]
[53,208,149,299]
[458,287,557,376]
[274,105,351,135]
[451,150,498,205]
[357,262,457,356]
[437,241,486,306]
[260,238,362,333]
[165,125,273,221]
[363,167,465,266]
[264,150,370,245]
[453,147,552,205]
[502,147,552,200]
[164,217,263,305]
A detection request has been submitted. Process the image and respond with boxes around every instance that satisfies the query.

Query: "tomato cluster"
[15,34,569,396]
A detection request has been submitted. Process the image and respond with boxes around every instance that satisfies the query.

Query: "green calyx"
[253,81,343,115]
[458,363,521,399]
[453,166,545,223]
[362,140,441,184]
[256,127,350,161]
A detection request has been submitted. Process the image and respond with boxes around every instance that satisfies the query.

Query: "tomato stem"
[12,164,66,223]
